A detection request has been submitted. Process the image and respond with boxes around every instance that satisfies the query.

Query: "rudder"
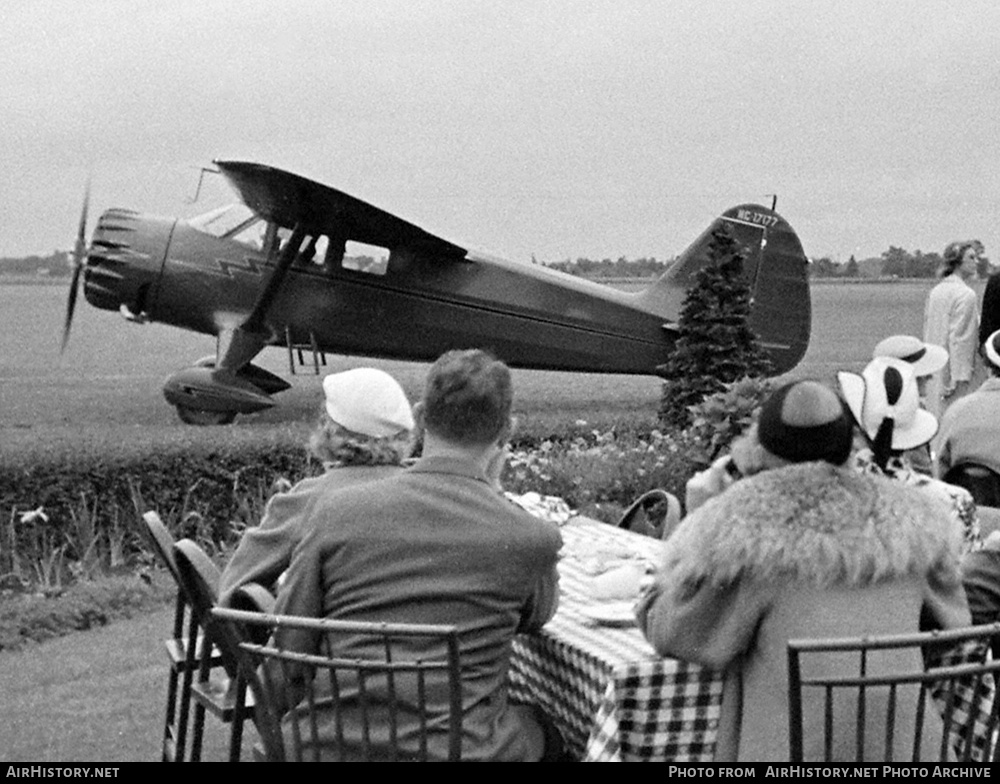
[634,203,811,375]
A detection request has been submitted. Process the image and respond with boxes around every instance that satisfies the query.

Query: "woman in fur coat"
[636,380,972,761]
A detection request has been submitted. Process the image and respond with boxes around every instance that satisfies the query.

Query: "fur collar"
[666,461,961,589]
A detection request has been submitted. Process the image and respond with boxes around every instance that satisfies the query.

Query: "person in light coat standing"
[923,241,981,419]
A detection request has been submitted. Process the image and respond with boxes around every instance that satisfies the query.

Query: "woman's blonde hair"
[307,405,413,468]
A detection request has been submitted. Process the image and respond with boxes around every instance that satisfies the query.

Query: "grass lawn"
[0,592,257,762]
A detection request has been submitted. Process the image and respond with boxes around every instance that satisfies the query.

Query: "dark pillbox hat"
[757,380,854,467]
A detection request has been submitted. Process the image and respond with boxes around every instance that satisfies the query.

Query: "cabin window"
[342,240,389,276]
[289,234,328,267]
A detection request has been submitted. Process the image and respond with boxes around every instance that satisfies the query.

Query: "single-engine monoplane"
[62,161,811,424]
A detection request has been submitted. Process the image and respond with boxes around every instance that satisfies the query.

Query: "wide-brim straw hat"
[872,335,947,378]
[838,356,938,451]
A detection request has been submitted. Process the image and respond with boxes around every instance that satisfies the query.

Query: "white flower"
[19,506,49,525]
[271,477,293,495]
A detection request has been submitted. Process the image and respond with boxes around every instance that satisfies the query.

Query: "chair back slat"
[212,607,465,762]
[788,623,1000,762]
[445,633,463,760]
[786,646,804,761]
[385,661,400,761]
[306,662,321,763]
[856,649,867,760]
[416,666,429,761]
[172,540,220,618]
[138,510,188,647]
[884,683,897,761]
[136,506,189,762]
[913,684,928,762]
[173,540,238,680]
[328,660,346,763]
[358,668,373,760]
[824,684,834,761]
[140,511,181,581]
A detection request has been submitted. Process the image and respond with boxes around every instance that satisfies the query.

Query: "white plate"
[579,602,637,627]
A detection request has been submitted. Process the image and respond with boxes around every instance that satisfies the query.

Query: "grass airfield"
[0,279,935,463]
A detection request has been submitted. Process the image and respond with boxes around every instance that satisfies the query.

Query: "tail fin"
[634,204,811,375]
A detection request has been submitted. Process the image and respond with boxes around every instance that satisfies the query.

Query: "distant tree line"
[539,255,672,278]
[810,241,989,280]
[0,251,72,277]
[541,242,991,280]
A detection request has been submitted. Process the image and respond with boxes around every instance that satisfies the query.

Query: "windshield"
[188,203,266,250]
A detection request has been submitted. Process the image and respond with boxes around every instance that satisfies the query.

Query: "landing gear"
[164,361,279,425]
[174,406,237,426]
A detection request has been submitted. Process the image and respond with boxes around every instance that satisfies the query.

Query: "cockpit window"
[188,208,390,273]
[189,204,265,250]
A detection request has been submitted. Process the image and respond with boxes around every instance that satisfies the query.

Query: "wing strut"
[216,224,306,371]
[244,224,305,333]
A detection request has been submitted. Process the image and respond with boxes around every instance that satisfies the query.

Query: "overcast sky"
[2,0,997,264]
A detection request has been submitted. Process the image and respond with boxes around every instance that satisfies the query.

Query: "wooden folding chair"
[172,539,264,761]
[787,623,1000,762]
[211,607,464,761]
[136,509,222,762]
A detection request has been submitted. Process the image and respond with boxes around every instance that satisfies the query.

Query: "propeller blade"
[74,180,90,263]
[61,263,83,353]
[61,181,91,353]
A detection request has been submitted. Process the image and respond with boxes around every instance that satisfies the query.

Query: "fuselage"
[87,213,671,374]
[84,202,809,378]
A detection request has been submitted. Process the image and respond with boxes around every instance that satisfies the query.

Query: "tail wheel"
[174,406,236,426]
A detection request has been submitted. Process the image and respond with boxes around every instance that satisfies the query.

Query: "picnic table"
[508,515,998,762]
[508,516,725,761]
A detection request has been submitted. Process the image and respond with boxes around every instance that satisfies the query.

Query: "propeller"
[61,181,90,353]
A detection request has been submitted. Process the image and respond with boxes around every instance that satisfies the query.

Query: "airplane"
[61,160,811,425]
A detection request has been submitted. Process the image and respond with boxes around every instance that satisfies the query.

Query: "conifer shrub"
[657,223,773,428]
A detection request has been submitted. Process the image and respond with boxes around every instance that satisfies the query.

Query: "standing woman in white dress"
[923,241,980,419]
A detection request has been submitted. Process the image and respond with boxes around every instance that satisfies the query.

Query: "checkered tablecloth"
[927,638,998,761]
[508,516,725,762]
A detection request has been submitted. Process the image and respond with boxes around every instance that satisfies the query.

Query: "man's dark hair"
[422,349,512,446]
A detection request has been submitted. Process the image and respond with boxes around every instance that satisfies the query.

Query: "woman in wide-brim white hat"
[839,356,981,555]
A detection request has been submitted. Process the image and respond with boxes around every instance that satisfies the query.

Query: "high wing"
[214,160,469,260]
